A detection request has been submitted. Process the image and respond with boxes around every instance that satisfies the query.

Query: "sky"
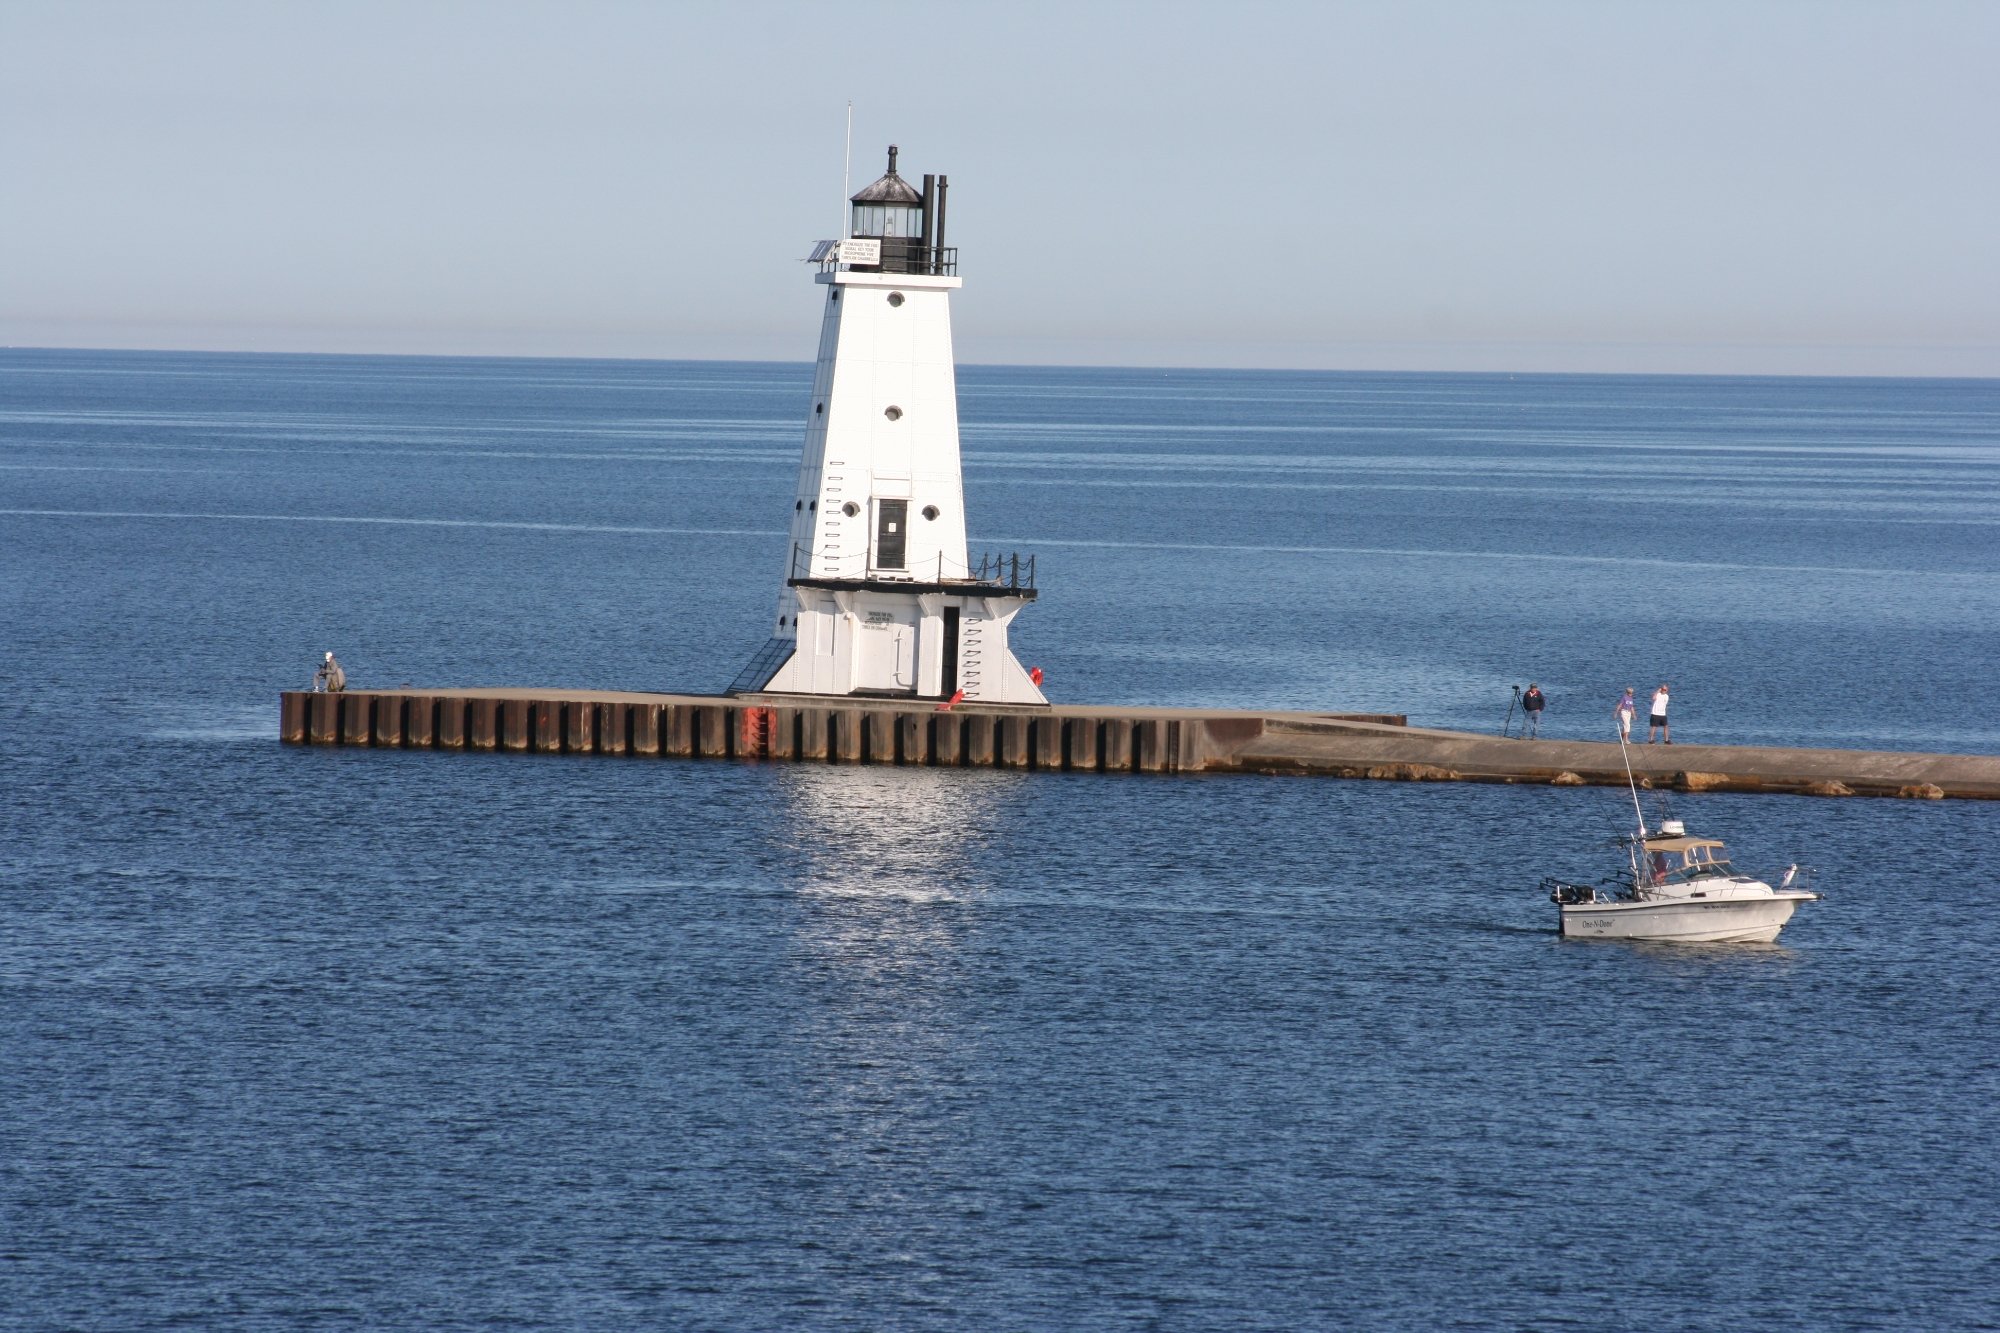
[3,0,1995,375]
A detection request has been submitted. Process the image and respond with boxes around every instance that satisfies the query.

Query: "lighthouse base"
[736,580,1048,704]
[729,582,1044,705]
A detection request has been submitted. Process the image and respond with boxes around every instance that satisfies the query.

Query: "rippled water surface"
[3,351,1997,1330]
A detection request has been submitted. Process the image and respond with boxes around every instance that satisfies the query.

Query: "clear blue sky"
[4,0,1994,374]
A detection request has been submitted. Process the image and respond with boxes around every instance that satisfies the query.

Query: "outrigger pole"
[1615,727,1650,888]
[1616,728,1647,839]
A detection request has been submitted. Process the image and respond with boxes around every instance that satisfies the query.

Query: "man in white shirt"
[1647,684,1670,744]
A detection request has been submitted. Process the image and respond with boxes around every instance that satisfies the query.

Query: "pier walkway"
[279,689,2000,800]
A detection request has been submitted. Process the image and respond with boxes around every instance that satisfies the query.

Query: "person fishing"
[313,651,346,693]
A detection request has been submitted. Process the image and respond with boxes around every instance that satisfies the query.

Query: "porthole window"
[887,292,905,307]
[842,501,860,517]
[883,405,903,421]
[809,500,817,511]
[831,289,840,302]
[795,500,803,511]
[922,505,940,521]
[815,402,823,415]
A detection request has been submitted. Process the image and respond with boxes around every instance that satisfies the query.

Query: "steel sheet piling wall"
[308,693,338,744]
[375,696,405,748]
[565,702,595,754]
[1034,718,1064,770]
[503,701,530,752]
[533,702,561,753]
[868,715,899,764]
[1000,716,1029,769]
[933,712,962,765]
[281,693,308,744]
[800,709,829,760]
[471,699,499,751]
[595,703,624,755]
[405,697,434,748]
[1067,717,1099,771]
[281,692,1191,780]
[667,707,695,758]
[341,695,372,746]
[899,713,929,766]
[276,692,1997,799]
[699,707,730,759]
[438,698,466,749]
[966,715,996,767]
[631,704,661,756]
[1103,720,1134,772]
[834,711,864,763]
[770,709,798,760]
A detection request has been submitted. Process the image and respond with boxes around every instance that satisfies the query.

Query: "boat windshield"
[1645,842,1734,884]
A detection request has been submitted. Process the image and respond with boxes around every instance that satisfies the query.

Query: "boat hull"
[1558,893,1814,944]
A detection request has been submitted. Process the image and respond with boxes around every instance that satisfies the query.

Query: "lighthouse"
[729,146,1046,705]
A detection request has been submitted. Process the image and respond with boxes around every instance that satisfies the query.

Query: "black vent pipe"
[933,175,948,272]
[920,174,936,274]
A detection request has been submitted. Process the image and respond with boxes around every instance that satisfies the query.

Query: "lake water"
[3,350,1996,1329]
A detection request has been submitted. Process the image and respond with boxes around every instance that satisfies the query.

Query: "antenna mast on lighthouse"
[728,144,1045,705]
[840,101,852,240]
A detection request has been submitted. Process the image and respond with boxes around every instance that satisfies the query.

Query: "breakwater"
[280,689,2000,799]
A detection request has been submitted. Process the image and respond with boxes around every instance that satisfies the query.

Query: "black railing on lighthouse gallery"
[786,543,1036,593]
[968,552,1035,591]
[813,243,957,277]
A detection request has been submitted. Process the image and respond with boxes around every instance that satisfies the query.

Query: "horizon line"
[3,343,1996,386]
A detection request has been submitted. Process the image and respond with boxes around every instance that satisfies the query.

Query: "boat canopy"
[1643,835,1727,852]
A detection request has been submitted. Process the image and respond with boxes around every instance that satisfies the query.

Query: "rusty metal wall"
[279,691,1173,773]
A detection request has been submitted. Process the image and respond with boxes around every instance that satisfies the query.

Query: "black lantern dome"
[847,145,950,275]
[850,145,922,238]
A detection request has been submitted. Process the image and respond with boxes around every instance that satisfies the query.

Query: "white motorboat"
[1545,823,1818,942]
[1543,737,1819,943]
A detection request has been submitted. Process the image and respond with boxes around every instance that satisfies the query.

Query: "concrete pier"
[279,688,2000,800]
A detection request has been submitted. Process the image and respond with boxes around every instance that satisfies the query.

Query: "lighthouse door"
[874,499,908,571]
[941,606,960,697]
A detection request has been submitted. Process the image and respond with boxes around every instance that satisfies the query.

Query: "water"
[2,350,1996,1330]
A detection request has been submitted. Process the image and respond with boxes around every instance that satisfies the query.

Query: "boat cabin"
[1641,834,1734,884]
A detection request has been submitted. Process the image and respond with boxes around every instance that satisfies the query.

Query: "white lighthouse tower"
[729,146,1046,705]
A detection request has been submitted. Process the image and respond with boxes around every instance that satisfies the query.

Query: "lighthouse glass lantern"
[850,198,921,242]
[847,145,926,274]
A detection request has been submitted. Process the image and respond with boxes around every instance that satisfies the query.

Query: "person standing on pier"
[1614,687,1637,740]
[314,651,346,693]
[1521,683,1546,738]
[1648,683,1671,743]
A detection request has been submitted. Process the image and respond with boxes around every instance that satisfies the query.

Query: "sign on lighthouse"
[729,146,1046,706]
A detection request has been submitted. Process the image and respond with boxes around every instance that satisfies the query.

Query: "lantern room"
[850,145,923,239]
[848,145,948,275]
